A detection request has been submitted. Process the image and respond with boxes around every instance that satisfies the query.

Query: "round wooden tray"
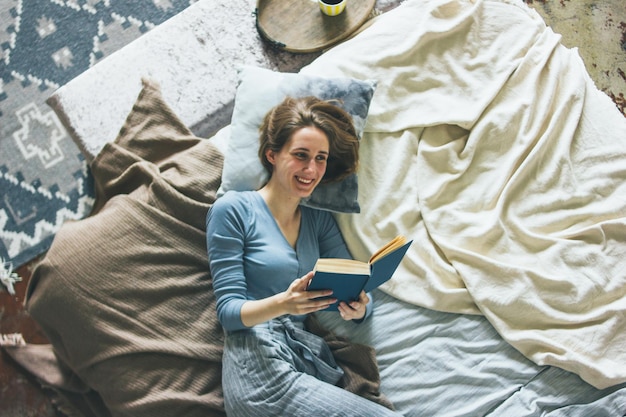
[256,0,376,53]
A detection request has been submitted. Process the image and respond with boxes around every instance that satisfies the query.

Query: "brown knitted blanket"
[7,79,390,416]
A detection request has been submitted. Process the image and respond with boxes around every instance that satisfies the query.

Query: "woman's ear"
[265,149,276,165]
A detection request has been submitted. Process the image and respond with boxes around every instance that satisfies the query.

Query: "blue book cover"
[308,236,413,311]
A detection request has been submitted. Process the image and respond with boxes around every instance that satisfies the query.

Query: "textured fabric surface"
[316,289,626,417]
[220,317,398,417]
[302,0,626,389]
[218,65,376,213]
[26,78,226,416]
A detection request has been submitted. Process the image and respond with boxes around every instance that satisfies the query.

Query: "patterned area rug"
[0,0,196,267]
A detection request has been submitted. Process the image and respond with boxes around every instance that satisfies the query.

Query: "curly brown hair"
[258,96,359,184]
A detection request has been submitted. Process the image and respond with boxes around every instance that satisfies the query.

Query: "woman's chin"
[296,189,314,199]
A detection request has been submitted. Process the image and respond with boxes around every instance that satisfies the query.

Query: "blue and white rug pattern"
[1,0,196,267]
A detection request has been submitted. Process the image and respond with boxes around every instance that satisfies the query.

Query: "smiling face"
[265,126,329,199]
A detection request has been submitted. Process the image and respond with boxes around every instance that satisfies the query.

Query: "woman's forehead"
[286,126,329,151]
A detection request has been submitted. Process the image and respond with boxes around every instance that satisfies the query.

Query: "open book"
[308,235,413,311]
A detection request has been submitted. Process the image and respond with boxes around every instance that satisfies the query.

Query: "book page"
[314,258,370,275]
[369,235,408,264]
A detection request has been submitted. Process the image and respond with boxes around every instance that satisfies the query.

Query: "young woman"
[206,96,401,416]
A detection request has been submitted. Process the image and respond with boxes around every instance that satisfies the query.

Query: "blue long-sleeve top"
[206,191,370,331]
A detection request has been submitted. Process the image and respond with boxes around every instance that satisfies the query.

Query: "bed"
[6,0,626,416]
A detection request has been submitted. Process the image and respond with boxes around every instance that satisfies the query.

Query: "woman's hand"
[280,271,337,315]
[338,291,369,321]
[240,272,335,327]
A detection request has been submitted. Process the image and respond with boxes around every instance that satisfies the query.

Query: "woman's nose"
[304,158,316,171]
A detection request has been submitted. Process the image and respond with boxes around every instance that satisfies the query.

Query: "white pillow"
[218,66,376,213]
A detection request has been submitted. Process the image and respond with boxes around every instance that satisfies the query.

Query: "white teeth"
[297,176,313,184]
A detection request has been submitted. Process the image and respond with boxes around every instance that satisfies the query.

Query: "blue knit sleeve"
[206,192,249,331]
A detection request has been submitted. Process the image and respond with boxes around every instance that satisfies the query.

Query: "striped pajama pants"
[221,316,402,417]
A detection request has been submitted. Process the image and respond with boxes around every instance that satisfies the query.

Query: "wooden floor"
[1,258,61,417]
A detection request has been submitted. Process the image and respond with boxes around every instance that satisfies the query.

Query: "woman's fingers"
[337,291,368,320]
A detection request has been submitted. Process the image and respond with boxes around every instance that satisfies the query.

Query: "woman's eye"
[316,155,328,162]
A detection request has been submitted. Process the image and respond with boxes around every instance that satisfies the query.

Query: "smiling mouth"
[296,176,314,185]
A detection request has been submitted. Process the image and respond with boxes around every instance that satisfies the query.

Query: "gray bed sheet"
[316,290,626,416]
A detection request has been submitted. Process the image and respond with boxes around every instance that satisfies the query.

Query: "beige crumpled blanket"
[302,0,626,389]
[7,79,391,416]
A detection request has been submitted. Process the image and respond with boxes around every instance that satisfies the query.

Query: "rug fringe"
[0,333,26,346]
[1,258,22,295]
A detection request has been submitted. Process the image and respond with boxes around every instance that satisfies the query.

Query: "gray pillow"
[218,66,376,213]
